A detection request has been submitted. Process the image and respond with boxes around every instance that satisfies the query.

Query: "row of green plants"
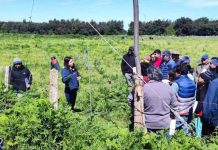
[0,34,218,149]
[1,88,217,150]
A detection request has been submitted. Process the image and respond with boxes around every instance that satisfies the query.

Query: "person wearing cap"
[152,49,162,68]
[180,56,194,81]
[201,58,218,84]
[121,46,136,87]
[208,58,218,80]
[9,58,32,92]
[194,54,210,83]
[172,51,180,64]
[160,50,176,80]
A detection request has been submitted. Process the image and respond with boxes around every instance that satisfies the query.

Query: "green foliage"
[0,34,218,149]
[0,19,125,35]
[166,24,175,36]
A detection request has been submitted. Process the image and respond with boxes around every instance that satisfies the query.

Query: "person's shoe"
[72,108,82,112]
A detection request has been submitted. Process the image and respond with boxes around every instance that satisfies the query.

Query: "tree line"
[0,19,125,35]
[0,17,218,36]
[128,17,218,36]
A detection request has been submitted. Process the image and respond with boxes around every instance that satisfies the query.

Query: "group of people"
[6,47,218,136]
[7,56,81,111]
[122,46,218,136]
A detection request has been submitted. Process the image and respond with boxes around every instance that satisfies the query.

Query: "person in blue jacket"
[61,56,81,111]
[160,50,176,80]
[172,65,196,134]
[202,77,218,134]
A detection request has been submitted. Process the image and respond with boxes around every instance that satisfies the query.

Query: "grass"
[0,33,218,149]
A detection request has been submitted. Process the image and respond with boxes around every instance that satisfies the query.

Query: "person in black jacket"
[121,46,136,87]
[9,58,32,92]
[195,72,211,116]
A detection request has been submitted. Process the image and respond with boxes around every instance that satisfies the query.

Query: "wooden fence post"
[4,66,10,92]
[134,75,146,132]
[133,0,146,132]
[49,69,58,110]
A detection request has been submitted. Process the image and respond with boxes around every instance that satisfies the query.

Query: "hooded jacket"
[121,53,135,75]
[9,65,32,91]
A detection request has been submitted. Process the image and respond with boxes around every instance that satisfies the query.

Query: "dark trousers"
[147,128,163,133]
[65,88,78,110]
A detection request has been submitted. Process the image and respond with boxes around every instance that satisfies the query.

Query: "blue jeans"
[176,113,192,134]
[195,116,202,138]
[124,73,134,87]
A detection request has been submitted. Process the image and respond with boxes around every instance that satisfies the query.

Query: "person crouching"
[9,58,32,93]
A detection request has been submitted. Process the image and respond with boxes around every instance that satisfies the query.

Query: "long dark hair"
[64,56,76,70]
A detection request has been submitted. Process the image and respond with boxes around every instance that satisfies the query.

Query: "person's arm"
[193,66,198,83]
[170,91,180,112]
[171,82,179,94]
[121,58,125,75]
[54,61,61,71]
[203,81,218,122]
[61,69,72,83]
[76,70,81,80]
[9,66,13,85]
[26,68,32,85]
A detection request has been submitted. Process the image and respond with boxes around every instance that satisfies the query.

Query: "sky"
[0,0,218,30]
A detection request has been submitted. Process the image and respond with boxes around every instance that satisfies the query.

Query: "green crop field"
[0,33,218,149]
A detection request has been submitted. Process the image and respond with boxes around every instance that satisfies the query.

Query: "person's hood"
[12,65,25,71]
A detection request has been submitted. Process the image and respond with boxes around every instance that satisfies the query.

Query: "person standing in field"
[152,49,162,68]
[172,65,196,134]
[179,56,194,81]
[202,77,218,134]
[9,58,32,93]
[121,46,136,87]
[61,56,81,111]
[50,56,60,71]
[160,50,176,80]
[194,72,211,137]
[194,54,210,83]
[143,67,179,132]
[172,51,180,65]
[207,58,218,80]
